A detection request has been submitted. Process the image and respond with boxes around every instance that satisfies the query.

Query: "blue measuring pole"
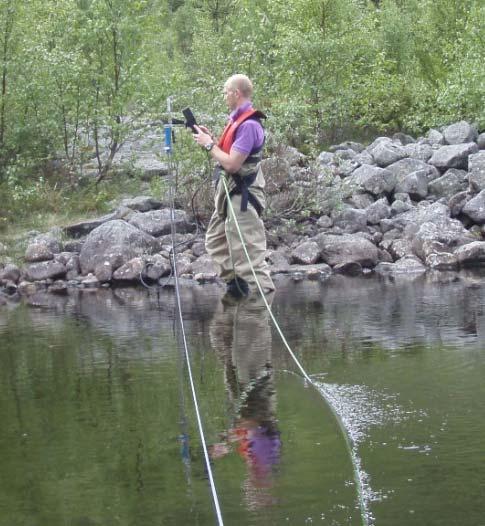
[164,124,172,155]
[165,95,173,155]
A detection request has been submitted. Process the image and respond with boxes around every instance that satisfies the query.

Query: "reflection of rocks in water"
[5,270,485,352]
[6,283,222,344]
[209,293,281,510]
[274,271,485,349]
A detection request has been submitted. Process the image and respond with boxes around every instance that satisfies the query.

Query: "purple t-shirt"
[229,101,265,155]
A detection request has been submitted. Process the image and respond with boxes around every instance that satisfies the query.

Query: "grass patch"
[0,172,149,264]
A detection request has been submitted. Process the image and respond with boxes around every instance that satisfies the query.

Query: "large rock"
[191,254,218,275]
[24,234,60,262]
[348,164,396,196]
[477,133,485,150]
[380,238,414,260]
[404,142,433,162]
[173,254,192,277]
[448,190,473,217]
[375,255,426,274]
[425,252,458,270]
[394,169,428,200]
[443,121,478,145]
[128,208,194,237]
[313,233,379,268]
[260,157,292,192]
[429,143,479,171]
[390,199,414,217]
[367,138,407,167]
[462,190,485,224]
[329,141,365,153]
[291,241,320,265]
[331,207,367,233]
[366,198,391,224]
[0,263,21,283]
[275,145,308,166]
[455,241,485,267]
[63,207,133,238]
[24,261,67,281]
[267,250,291,273]
[468,152,485,192]
[347,193,375,209]
[142,254,172,280]
[427,129,445,145]
[112,257,145,281]
[410,220,474,261]
[120,196,163,212]
[427,169,467,199]
[386,158,440,183]
[79,220,159,275]
[392,132,415,145]
[391,201,451,233]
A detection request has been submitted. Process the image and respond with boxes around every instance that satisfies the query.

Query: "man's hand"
[193,124,248,173]
[193,125,213,148]
[197,125,213,137]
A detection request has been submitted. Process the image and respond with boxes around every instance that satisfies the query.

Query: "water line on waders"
[221,174,371,526]
[165,96,225,526]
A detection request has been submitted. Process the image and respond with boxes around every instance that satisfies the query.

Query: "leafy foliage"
[0,0,483,225]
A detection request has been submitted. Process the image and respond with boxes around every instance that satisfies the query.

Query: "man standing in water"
[193,74,274,298]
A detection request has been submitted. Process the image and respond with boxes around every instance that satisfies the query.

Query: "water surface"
[1,272,484,525]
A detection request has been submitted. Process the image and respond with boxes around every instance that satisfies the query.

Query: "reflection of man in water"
[209,293,281,510]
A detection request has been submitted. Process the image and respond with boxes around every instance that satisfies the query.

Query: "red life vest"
[218,108,265,154]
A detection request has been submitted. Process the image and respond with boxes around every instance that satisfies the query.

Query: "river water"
[1,272,484,526]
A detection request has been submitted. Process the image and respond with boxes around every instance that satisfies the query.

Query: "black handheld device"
[182,107,198,133]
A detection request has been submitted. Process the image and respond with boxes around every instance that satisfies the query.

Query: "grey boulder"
[443,121,478,145]
[313,233,379,268]
[468,152,485,192]
[429,143,479,171]
[79,220,159,275]
[367,138,407,167]
[129,209,194,237]
[291,241,320,265]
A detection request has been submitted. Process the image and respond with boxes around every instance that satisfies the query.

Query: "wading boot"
[225,276,249,299]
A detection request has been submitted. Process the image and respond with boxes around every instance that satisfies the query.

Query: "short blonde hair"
[225,74,253,98]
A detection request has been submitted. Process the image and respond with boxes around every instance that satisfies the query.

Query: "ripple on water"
[311,379,429,525]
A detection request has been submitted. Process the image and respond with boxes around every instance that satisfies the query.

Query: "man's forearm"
[193,127,248,173]
[209,145,242,173]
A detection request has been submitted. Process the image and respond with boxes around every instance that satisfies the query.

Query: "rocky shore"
[1,120,485,306]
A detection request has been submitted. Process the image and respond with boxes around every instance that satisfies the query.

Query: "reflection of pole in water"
[210,293,281,510]
[176,324,196,508]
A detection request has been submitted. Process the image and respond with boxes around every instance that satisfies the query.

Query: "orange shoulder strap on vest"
[218,109,263,154]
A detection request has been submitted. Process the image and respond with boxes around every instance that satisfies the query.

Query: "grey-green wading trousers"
[205,192,275,292]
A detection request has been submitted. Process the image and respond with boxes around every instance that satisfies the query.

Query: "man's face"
[223,85,238,111]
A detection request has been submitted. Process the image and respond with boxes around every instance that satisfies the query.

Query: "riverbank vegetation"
[0,0,483,231]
